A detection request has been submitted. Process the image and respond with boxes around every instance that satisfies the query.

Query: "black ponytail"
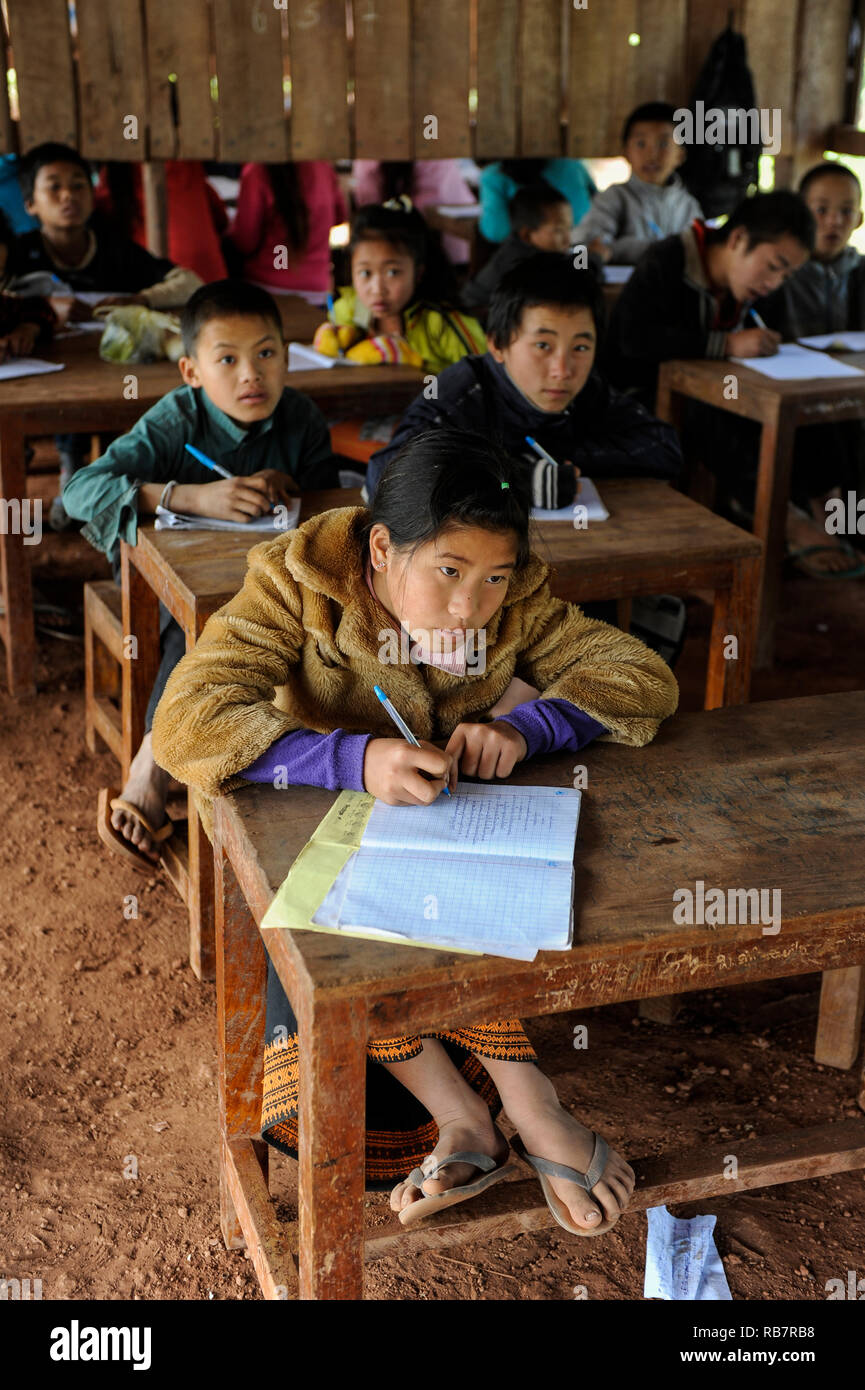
[358,428,532,568]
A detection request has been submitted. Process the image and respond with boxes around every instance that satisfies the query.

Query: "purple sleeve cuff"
[497,698,608,759]
[242,728,372,792]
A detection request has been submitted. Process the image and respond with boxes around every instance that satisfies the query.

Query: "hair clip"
[382,194,414,214]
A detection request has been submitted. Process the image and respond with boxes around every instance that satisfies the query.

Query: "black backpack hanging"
[679,20,762,219]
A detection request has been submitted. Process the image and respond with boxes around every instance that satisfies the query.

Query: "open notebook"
[262,782,582,961]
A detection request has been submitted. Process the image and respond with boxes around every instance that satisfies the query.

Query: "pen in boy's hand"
[184,442,277,514]
[373,683,452,796]
[748,306,769,330]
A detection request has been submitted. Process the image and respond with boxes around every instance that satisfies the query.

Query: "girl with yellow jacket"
[152,428,678,1236]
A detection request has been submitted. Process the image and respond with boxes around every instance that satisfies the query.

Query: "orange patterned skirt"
[262,963,537,1187]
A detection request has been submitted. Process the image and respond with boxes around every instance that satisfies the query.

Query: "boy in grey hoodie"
[574,102,702,265]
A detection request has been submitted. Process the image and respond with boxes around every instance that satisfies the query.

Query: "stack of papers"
[154,496,300,532]
[262,782,582,961]
[798,331,865,352]
[731,342,865,380]
[0,357,65,380]
[531,476,609,521]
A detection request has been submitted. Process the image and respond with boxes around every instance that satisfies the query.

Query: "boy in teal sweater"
[64,280,337,865]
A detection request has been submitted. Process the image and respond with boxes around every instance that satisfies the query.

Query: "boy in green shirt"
[64,280,337,866]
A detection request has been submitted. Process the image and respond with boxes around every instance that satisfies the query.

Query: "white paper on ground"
[603,265,634,284]
[531,476,609,521]
[0,357,66,380]
[798,331,865,352]
[731,343,865,379]
[644,1205,732,1300]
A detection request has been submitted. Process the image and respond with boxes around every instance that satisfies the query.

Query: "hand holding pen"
[180,443,297,522]
[362,684,454,804]
[724,306,781,360]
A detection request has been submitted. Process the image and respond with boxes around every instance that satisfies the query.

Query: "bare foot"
[110,731,171,859]
[389,1104,507,1215]
[786,503,854,575]
[515,1100,634,1232]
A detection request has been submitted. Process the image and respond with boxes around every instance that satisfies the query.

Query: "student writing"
[151,429,678,1236]
[759,162,865,574]
[62,281,338,866]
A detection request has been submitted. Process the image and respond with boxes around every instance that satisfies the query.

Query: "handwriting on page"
[363,785,579,863]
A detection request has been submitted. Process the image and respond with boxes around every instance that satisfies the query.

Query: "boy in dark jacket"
[368,253,682,505]
[604,190,813,404]
[461,183,574,318]
[11,142,203,529]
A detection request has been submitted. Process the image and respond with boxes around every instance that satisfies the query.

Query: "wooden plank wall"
[0,0,855,165]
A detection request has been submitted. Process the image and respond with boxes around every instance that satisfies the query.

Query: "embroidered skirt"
[261,961,537,1188]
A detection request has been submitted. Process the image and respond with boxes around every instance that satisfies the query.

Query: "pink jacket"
[230,162,348,293]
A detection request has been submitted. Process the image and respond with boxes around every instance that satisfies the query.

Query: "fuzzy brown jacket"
[151,506,679,801]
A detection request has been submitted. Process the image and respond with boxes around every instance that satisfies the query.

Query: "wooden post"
[142,162,168,259]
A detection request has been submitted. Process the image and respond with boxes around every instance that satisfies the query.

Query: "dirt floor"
[2,462,864,1301]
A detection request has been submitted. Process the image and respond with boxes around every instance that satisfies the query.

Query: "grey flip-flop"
[398,1137,516,1227]
[512,1132,622,1237]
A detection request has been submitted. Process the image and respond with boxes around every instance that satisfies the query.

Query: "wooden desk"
[122,479,760,978]
[212,692,865,1299]
[0,333,422,697]
[655,351,865,668]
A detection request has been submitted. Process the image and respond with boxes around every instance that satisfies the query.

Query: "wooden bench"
[83,580,123,762]
[212,691,865,1299]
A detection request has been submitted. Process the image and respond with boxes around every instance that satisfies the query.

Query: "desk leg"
[752,404,795,669]
[120,544,161,782]
[705,553,760,709]
[816,966,865,1070]
[215,842,298,1298]
[297,995,367,1299]
[0,421,36,697]
[187,618,215,981]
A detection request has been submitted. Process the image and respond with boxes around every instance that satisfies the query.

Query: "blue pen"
[525,434,558,467]
[748,305,769,330]
[184,442,276,513]
[184,441,234,480]
[646,218,663,239]
[374,684,452,796]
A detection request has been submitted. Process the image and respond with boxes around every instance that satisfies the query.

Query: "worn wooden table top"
[214,692,865,1029]
[134,478,761,620]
